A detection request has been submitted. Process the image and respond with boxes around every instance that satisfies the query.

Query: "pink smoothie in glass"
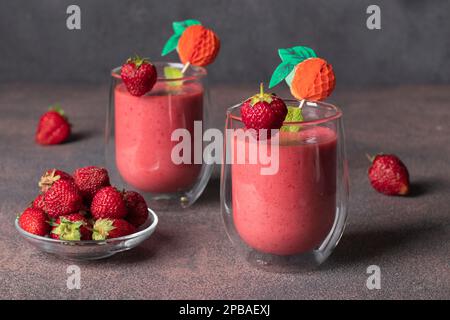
[115,81,203,193]
[231,126,337,255]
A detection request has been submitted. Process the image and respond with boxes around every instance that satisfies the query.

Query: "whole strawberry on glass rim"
[35,106,71,145]
[120,55,157,97]
[240,83,288,138]
[368,153,410,196]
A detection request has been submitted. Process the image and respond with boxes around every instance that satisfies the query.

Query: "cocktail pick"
[269,45,336,102]
[161,19,220,74]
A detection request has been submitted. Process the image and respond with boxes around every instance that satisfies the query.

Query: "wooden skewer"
[298,99,306,109]
[181,61,191,74]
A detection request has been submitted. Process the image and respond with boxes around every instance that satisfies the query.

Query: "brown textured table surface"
[0,84,449,299]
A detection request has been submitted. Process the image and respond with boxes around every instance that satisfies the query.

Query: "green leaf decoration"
[278,46,317,64]
[172,19,201,35]
[284,68,296,86]
[281,106,303,132]
[269,61,296,89]
[162,19,202,57]
[161,34,181,56]
[164,66,183,86]
[269,46,318,89]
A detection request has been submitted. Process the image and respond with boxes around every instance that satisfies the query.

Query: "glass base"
[143,191,193,211]
[245,250,328,273]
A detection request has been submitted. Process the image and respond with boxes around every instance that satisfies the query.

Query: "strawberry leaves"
[161,19,202,56]
[269,46,317,89]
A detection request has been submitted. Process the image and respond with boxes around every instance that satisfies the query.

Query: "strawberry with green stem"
[240,83,288,137]
[92,219,136,240]
[35,105,71,145]
[38,168,73,193]
[120,55,157,97]
[50,213,92,241]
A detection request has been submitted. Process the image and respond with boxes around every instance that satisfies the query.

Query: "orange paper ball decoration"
[290,57,336,101]
[178,25,220,67]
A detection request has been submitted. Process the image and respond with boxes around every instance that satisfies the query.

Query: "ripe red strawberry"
[50,213,92,240]
[18,207,50,236]
[120,55,157,96]
[123,191,148,227]
[35,106,71,145]
[44,179,83,218]
[241,83,288,136]
[38,168,73,193]
[32,194,46,211]
[73,166,110,203]
[92,219,136,240]
[90,186,127,219]
[368,154,410,196]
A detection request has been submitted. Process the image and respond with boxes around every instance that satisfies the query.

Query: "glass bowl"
[15,208,158,261]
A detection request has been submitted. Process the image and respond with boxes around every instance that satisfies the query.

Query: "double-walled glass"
[106,62,213,208]
[221,100,349,271]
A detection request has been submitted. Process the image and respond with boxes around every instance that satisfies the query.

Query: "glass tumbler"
[221,100,349,271]
[106,62,213,208]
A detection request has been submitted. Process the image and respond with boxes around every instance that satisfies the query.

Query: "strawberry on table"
[123,190,148,227]
[90,186,127,220]
[35,106,71,145]
[50,213,92,241]
[368,154,410,196]
[38,168,73,193]
[241,83,288,136]
[18,207,50,236]
[44,179,83,218]
[73,166,110,203]
[120,55,157,97]
[92,219,136,240]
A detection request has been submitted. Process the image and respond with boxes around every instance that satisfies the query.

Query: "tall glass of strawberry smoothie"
[106,62,213,208]
[221,100,349,270]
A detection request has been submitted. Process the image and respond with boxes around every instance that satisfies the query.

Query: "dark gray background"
[0,0,449,86]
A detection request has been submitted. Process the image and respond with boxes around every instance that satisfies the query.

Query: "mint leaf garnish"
[281,106,303,132]
[164,66,183,86]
